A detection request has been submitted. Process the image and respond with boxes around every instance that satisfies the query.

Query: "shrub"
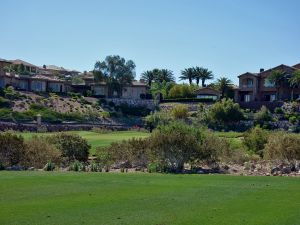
[274,107,284,114]
[98,138,150,168]
[49,133,90,162]
[69,160,84,171]
[205,99,244,128]
[168,84,195,99]
[149,122,203,172]
[289,116,298,124]
[0,97,11,108]
[90,161,102,172]
[44,161,56,171]
[100,111,110,118]
[201,132,231,163]
[144,111,172,132]
[254,106,272,125]
[23,136,61,169]
[243,127,269,157]
[171,104,189,119]
[0,131,25,167]
[264,132,300,161]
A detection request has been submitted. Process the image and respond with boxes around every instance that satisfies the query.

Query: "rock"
[28,167,35,171]
[271,167,281,174]
[266,173,270,176]
[282,167,291,174]
[6,165,23,171]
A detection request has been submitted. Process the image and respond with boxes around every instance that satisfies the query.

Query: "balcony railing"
[240,84,253,88]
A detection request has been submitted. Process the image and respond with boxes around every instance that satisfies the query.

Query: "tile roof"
[11,59,38,68]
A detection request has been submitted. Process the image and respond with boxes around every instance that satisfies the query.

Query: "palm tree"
[215,77,233,98]
[289,70,300,100]
[141,70,155,86]
[155,69,175,83]
[180,68,194,85]
[194,67,214,87]
[267,70,286,100]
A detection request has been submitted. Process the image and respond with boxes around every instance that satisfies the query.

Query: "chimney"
[260,68,264,73]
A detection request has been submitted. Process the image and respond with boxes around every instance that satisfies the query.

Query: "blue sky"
[1,0,300,84]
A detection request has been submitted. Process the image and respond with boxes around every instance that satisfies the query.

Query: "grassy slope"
[0,172,299,225]
[20,131,149,155]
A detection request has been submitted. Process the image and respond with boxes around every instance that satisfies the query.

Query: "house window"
[244,94,251,102]
[270,94,276,102]
[246,79,253,87]
[264,79,275,87]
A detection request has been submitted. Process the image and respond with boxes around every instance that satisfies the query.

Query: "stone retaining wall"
[106,98,157,110]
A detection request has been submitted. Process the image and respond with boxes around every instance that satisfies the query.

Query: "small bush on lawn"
[264,132,300,161]
[171,104,189,119]
[0,131,25,167]
[243,127,269,157]
[144,111,172,131]
[44,161,56,171]
[49,133,90,162]
[23,136,61,169]
[69,160,84,171]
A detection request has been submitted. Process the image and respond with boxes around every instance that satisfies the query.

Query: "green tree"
[93,55,136,97]
[194,67,213,87]
[180,68,194,85]
[267,70,286,100]
[215,77,233,98]
[141,70,155,86]
[289,70,300,100]
[154,69,175,83]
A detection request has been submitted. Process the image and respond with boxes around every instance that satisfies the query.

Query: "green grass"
[0,172,299,225]
[20,131,149,155]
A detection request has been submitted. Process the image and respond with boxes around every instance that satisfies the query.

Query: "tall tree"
[93,55,136,97]
[267,70,286,100]
[193,67,214,86]
[215,77,233,98]
[289,70,300,100]
[154,69,175,83]
[141,70,155,86]
[180,68,194,85]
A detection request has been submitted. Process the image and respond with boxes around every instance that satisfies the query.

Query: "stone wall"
[0,121,130,132]
[106,98,157,110]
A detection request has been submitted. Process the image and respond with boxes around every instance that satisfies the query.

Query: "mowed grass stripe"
[19,131,150,155]
[0,172,299,225]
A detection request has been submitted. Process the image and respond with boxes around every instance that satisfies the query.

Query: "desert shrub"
[44,161,56,171]
[254,106,272,126]
[200,132,231,163]
[149,122,203,172]
[274,107,284,114]
[0,131,25,167]
[171,104,189,119]
[23,136,61,169]
[100,111,110,118]
[69,160,84,171]
[205,99,244,129]
[0,97,11,108]
[264,132,300,161]
[289,116,298,124]
[49,133,90,162]
[95,147,113,172]
[144,111,172,131]
[98,138,150,168]
[90,161,102,172]
[243,127,269,157]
